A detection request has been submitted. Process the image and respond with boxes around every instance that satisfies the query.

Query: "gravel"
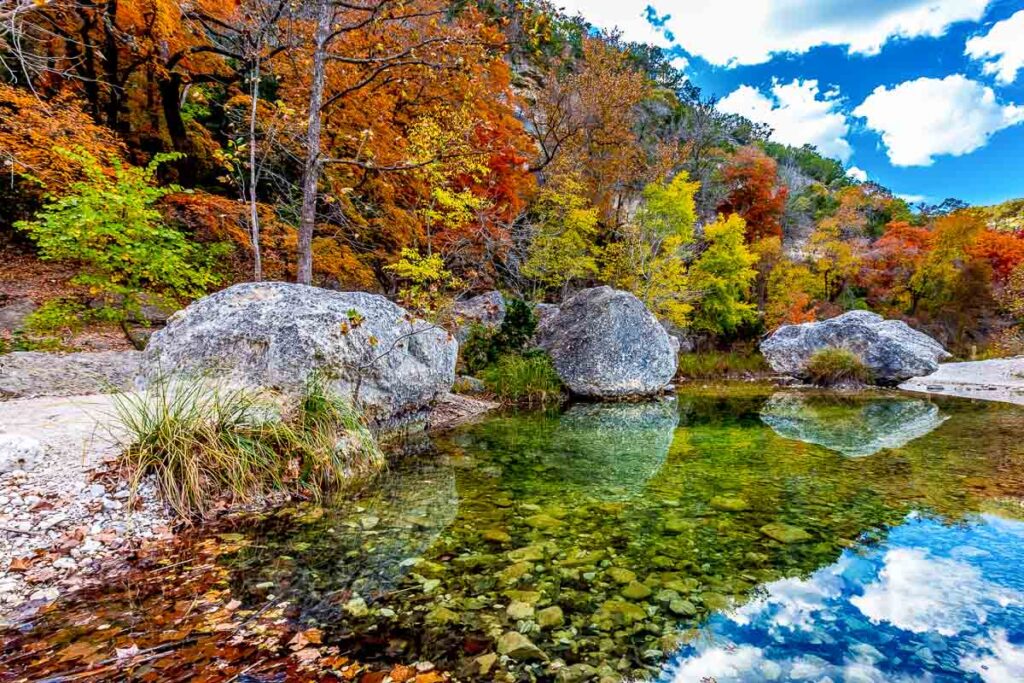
[0,393,172,622]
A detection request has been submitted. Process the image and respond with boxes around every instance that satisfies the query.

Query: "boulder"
[533,303,560,327]
[140,282,457,427]
[0,351,141,399]
[0,297,36,333]
[535,286,678,397]
[452,291,505,342]
[760,311,949,384]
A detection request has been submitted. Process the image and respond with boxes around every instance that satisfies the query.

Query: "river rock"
[536,287,678,398]
[497,631,545,661]
[453,291,505,341]
[760,393,947,457]
[760,310,949,384]
[0,351,141,399]
[140,282,456,427]
[0,434,43,473]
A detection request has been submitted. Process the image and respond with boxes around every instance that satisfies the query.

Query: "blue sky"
[554,0,1024,206]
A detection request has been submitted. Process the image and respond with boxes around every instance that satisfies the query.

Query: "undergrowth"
[113,376,383,520]
[676,351,770,379]
[805,347,872,386]
[479,352,564,405]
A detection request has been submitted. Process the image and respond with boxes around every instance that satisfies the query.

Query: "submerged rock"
[536,286,678,398]
[760,311,949,384]
[760,393,947,457]
[760,523,814,544]
[497,631,546,661]
[141,282,457,427]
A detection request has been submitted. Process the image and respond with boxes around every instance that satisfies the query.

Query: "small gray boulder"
[536,286,678,398]
[0,434,43,473]
[452,291,505,342]
[760,310,950,384]
[141,282,457,427]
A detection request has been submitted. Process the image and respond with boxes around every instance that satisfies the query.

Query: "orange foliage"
[717,146,787,241]
[161,192,376,289]
[968,230,1024,282]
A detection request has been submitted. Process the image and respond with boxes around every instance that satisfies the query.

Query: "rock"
[426,606,459,626]
[452,291,505,342]
[0,297,36,333]
[524,514,562,530]
[556,663,597,683]
[496,631,546,661]
[760,523,813,544]
[621,581,652,601]
[140,282,457,427]
[0,435,43,473]
[483,529,512,544]
[594,599,647,628]
[668,598,697,616]
[453,375,486,394]
[536,605,564,629]
[0,351,141,399]
[709,495,750,512]
[507,601,534,620]
[535,287,678,398]
[760,310,950,384]
[474,653,498,675]
[343,596,370,617]
[533,303,560,328]
[607,567,637,584]
[760,392,947,457]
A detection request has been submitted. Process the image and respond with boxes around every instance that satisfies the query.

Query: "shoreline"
[899,357,1024,406]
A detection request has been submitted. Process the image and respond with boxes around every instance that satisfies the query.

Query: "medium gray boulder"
[141,282,457,427]
[760,311,949,384]
[760,392,946,457]
[0,351,141,399]
[452,291,505,342]
[536,286,678,398]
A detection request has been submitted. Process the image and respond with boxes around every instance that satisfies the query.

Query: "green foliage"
[479,352,564,405]
[385,247,464,319]
[15,148,227,315]
[22,299,86,335]
[114,377,383,520]
[690,213,759,335]
[676,352,770,379]
[460,298,538,374]
[523,174,600,291]
[805,348,872,386]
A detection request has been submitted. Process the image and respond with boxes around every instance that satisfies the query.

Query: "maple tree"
[717,146,788,242]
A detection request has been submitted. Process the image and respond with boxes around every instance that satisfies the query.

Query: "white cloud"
[966,10,1024,85]
[961,629,1024,683]
[851,547,1020,636]
[847,166,869,182]
[897,193,930,204]
[718,80,853,161]
[554,1,991,66]
[852,74,1024,166]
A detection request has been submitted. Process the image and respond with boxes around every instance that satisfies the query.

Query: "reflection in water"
[760,392,947,457]
[665,514,1024,682]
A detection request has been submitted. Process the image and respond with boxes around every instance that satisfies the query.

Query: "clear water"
[220,386,1024,682]
[6,385,1024,682]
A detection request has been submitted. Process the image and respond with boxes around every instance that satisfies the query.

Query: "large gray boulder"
[141,282,457,427]
[760,311,949,384]
[452,290,505,342]
[536,286,678,398]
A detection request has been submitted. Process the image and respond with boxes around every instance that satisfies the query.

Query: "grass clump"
[479,352,564,406]
[805,347,872,386]
[114,376,383,520]
[676,351,770,379]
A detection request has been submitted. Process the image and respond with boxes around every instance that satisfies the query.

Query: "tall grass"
[805,347,872,386]
[676,352,770,379]
[113,377,383,520]
[479,353,564,405]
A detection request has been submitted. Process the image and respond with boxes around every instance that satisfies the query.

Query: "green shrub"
[804,347,872,386]
[676,352,770,379]
[479,352,564,405]
[15,148,228,320]
[114,376,383,520]
[459,297,538,374]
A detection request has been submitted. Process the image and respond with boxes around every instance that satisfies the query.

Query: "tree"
[15,149,226,316]
[522,174,599,294]
[717,146,787,242]
[689,213,759,335]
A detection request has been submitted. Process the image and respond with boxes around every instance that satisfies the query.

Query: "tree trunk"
[158,74,197,185]
[296,0,332,285]
[248,56,263,282]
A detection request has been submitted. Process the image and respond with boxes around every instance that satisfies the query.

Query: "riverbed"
[4,384,1024,682]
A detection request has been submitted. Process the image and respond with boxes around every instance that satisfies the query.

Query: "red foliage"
[717,146,788,242]
[968,230,1024,282]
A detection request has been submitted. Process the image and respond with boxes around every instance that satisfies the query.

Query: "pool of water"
[7,385,1024,682]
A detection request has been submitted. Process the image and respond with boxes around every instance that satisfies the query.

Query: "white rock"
[0,435,43,473]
